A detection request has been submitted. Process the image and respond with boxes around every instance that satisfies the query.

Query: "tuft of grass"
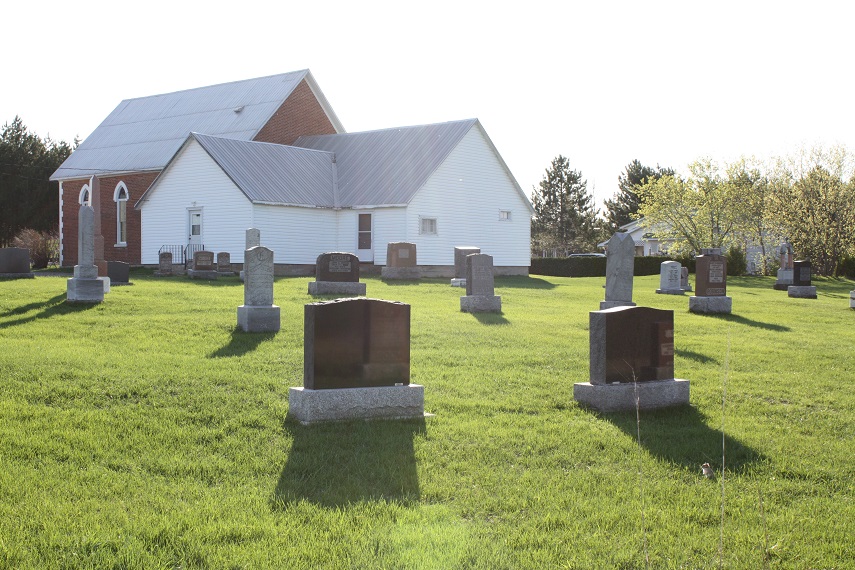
[0,272,853,568]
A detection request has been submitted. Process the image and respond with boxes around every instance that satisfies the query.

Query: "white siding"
[371,208,407,265]
[406,126,531,266]
[140,140,253,264]
[253,204,337,264]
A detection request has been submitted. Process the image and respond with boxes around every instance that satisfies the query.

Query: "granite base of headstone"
[774,269,793,290]
[289,297,423,424]
[67,277,105,303]
[688,296,733,313]
[237,246,280,332]
[66,205,104,304]
[451,246,479,287]
[460,253,502,313]
[154,252,174,276]
[573,306,689,412]
[381,242,420,280]
[787,286,817,299]
[188,250,218,279]
[689,249,731,314]
[309,252,366,296]
[656,261,684,295]
[0,248,34,278]
[99,276,111,293]
[107,261,130,285]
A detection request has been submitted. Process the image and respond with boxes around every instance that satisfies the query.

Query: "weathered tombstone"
[451,246,480,287]
[600,233,636,309]
[289,298,424,423]
[237,246,280,332]
[107,261,130,285]
[574,306,689,412]
[188,250,218,279]
[689,248,732,314]
[850,289,855,309]
[381,242,420,280]
[308,252,366,295]
[216,252,233,276]
[0,248,34,279]
[155,252,173,276]
[460,253,502,313]
[656,260,684,295]
[66,205,104,303]
[239,228,262,281]
[774,238,795,290]
[788,260,817,299]
[680,266,692,292]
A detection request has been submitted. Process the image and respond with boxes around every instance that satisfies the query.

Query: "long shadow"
[704,312,790,332]
[495,276,557,290]
[602,406,765,472]
[1,293,66,317]
[0,294,97,329]
[675,348,718,365]
[471,312,510,325]
[273,417,424,508]
[208,328,277,358]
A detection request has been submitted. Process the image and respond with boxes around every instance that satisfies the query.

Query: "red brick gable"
[253,79,337,145]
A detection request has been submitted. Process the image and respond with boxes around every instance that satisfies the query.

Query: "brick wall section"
[253,79,337,145]
[60,172,159,266]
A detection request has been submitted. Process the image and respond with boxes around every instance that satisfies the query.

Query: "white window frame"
[499,209,512,221]
[114,182,129,247]
[419,216,438,235]
[78,184,91,206]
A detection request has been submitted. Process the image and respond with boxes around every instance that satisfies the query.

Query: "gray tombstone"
[690,250,732,313]
[680,266,692,292]
[217,252,233,275]
[460,253,502,313]
[107,261,130,285]
[381,242,420,280]
[240,228,262,281]
[188,250,218,279]
[656,260,684,295]
[238,246,280,332]
[0,248,34,278]
[850,289,855,309]
[574,306,689,412]
[155,252,173,276]
[600,233,636,309]
[452,246,480,286]
[309,252,366,295]
[66,205,104,303]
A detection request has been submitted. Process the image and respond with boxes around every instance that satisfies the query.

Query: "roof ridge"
[296,118,477,140]
[117,69,309,103]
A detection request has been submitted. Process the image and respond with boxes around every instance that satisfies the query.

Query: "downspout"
[58,181,64,266]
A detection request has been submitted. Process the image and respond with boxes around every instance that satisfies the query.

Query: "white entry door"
[188,209,203,247]
[357,212,373,262]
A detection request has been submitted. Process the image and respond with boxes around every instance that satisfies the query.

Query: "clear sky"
[4,1,854,207]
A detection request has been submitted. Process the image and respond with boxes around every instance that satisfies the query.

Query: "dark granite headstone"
[194,250,215,270]
[107,261,129,284]
[386,242,417,268]
[590,306,674,384]
[0,248,31,274]
[466,254,495,296]
[454,247,480,278]
[304,298,410,389]
[792,260,812,286]
[216,252,232,273]
[315,252,359,282]
[695,251,727,297]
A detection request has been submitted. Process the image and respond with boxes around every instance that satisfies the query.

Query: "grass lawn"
[0,271,853,569]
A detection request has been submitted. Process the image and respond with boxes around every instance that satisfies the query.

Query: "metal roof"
[293,119,477,206]
[51,70,344,180]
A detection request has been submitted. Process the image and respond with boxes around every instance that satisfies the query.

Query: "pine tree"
[604,160,674,233]
[531,155,601,253]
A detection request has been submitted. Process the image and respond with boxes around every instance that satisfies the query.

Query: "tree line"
[531,148,855,276]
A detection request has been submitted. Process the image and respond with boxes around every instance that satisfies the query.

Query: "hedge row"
[529,256,678,278]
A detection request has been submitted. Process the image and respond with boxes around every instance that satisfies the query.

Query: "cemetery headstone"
[289,297,424,423]
[66,205,104,303]
[774,238,795,290]
[680,266,692,292]
[0,248,34,278]
[788,259,817,299]
[574,305,689,412]
[656,260,684,295]
[460,253,502,313]
[188,250,218,279]
[689,248,732,313]
[107,261,130,285]
[155,251,173,276]
[217,252,233,276]
[381,242,420,280]
[237,246,280,332]
[850,289,855,309]
[240,228,262,281]
[451,246,480,287]
[308,252,366,295]
[600,233,636,309]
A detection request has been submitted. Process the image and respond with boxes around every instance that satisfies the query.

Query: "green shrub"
[530,256,675,277]
[725,245,747,276]
[839,256,855,279]
[12,229,58,269]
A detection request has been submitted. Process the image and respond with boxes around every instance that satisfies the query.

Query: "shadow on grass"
[209,328,276,358]
[675,349,718,364]
[470,312,510,325]
[603,406,765,472]
[0,293,97,328]
[704,312,790,332]
[273,418,424,508]
[495,276,557,290]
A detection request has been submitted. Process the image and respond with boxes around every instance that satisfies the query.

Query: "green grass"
[0,272,853,569]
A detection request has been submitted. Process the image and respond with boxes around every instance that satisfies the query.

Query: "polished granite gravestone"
[0,248,34,278]
[188,250,218,279]
[788,260,817,299]
[308,252,366,295]
[66,205,104,303]
[656,260,684,295]
[451,246,480,287]
[289,298,423,423]
[237,246,280,332]
[381,242,420,280]
[600,233,636,309]
[154,251,173,276]
[460,253,502,313]
[574,306,689,412]
[689,249,732,314]
[107,261,130,285]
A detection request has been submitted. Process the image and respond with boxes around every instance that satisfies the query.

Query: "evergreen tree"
[530,155,601,253]
[604,160,674,233]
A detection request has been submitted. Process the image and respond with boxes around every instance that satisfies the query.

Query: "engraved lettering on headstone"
[329,254,352,273]
[709,261,724,283]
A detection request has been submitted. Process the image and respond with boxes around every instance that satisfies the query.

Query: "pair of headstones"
[0,248,34,279]
[308,252,367,296]
[459,252,501,313]
[451,246,479,287]
[656,261,684,295]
